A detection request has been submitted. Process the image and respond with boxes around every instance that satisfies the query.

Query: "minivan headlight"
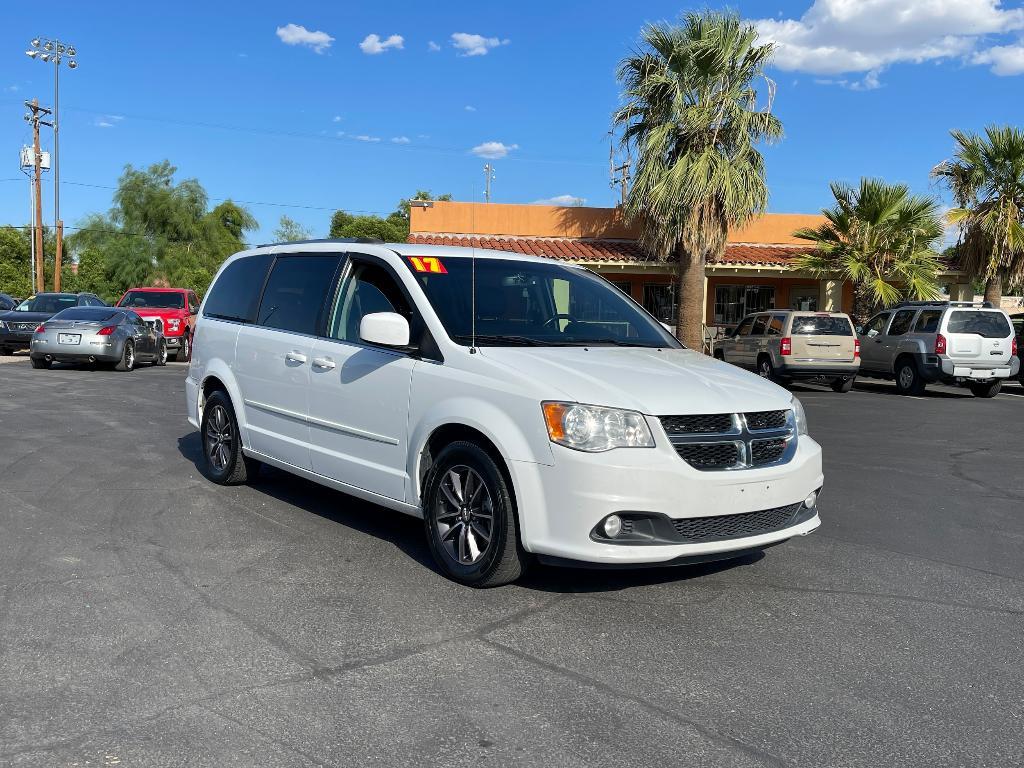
[542,402,655,452]
[791,396,809,436]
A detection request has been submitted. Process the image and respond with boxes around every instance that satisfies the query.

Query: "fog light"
[603,514,623,538]
[803,491,817,509]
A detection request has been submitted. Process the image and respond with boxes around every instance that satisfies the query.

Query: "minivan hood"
[478,346,793,415]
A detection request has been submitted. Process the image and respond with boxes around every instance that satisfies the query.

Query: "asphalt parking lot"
[0,356,1022,767]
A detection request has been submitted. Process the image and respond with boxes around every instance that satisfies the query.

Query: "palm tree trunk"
[852,281,875,325]
[983,273,1002,306]
[675,243,706,350]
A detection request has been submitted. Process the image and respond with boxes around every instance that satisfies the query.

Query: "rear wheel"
[894,358,924,395]
[423,441,526,588]
[757,355,778,383]
[969,380,1002,398]
[831,376,855,393]
[201,390,258,484]
[713,350,725,361]
[115,340,135,372]
[30,356,51,369]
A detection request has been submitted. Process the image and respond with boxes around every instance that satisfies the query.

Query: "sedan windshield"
[15,294,77,313]
[405,256,679,348]
[118,290,184,309]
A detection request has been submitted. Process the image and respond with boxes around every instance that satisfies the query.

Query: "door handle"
[285,351,308,364]
[312,357,336,370]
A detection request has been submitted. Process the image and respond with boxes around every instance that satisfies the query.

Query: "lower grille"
[751,438,788,465]
[672,503,803,542]
[675,442,741,470]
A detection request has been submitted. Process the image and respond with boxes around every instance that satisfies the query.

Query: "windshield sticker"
[409,256,447,274]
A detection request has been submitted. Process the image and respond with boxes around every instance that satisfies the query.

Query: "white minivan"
[186,241,823,586]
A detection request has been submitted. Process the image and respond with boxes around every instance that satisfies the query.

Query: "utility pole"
[609,135,631,207]
[24,99,51,293]
[483,163,495,203]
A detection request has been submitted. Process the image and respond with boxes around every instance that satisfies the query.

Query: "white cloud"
[332,115,342,123]
[532,195,586,207]
[464,105,477,112]
[276,23,335,54]
[973,43,1024,74]
[471,141,518,159]
[754,0,1024,83]
[360,33,404,55]
[451,32,509,56]
[93,115,124,128]
[354,134,381,142]
[391,136,411,144]
[3,84,18,92]
[428,41,441,52]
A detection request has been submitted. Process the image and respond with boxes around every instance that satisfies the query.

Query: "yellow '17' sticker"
[408,256,447,274]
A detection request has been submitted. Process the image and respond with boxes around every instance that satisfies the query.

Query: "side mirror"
[360,312,410,347]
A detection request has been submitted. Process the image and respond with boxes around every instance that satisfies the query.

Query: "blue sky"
[2,0,1024,244]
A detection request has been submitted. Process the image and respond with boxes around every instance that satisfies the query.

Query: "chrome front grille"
[659,410,796,471]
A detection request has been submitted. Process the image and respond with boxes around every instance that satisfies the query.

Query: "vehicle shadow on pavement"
[789,381,971,398]
[178,432,766,592]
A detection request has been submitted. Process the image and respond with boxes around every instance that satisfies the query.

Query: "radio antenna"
[470,185,478,353]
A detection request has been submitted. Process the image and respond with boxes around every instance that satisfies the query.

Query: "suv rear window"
[947,310,1011,338]
[791,316,853,336]
[203,254,274,323]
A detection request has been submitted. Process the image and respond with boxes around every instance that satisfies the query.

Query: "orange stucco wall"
[409,201,825,244]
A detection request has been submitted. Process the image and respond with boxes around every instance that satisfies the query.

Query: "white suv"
[186,241,823,586]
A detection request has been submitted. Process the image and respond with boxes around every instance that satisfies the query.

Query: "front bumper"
[509,433,824,565]
[0,329,34,348]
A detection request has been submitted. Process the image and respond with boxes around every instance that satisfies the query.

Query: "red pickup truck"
[116,287,199,362]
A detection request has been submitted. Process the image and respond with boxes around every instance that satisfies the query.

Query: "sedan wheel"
[155,339,168,366]
[115,340,135,372]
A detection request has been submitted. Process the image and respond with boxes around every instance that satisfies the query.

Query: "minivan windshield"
[947,310,1011,338]
[118,290,184,309]
[14,294,77,313]
[406,256,680,348]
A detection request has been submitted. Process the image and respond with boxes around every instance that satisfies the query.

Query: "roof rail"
[255,237,385,248]
[894,300,994,309]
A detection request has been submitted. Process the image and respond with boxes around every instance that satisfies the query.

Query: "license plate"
[58,333,81,345]
[970,369,993,379]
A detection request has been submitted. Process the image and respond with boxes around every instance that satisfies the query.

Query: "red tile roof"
[407,233,812,266]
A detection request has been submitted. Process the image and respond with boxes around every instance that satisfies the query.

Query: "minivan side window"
[204,254,274,323]
[887,309,916,336]
[256,255,341,335]
[327,262,413,343]
[861,313,889,338]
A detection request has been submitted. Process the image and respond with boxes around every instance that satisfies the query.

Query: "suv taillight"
[854,339,860,359]
[780,337,792,356]
[1013,337,1018,356]
[935,333,947,355]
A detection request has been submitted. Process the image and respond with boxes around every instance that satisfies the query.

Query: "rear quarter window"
[946,311,1011,338]
[791,316,854,336]
[203,254,274,323]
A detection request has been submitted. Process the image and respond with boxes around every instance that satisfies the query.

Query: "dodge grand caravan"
[186,240,823,586]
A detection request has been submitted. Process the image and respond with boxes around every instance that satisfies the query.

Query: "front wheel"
[423,441,526,588]
[201,391,259,484]
[171,331,191,363]
[969,380,1002,398]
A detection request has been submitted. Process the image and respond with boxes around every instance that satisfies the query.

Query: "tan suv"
[715,311,860,392]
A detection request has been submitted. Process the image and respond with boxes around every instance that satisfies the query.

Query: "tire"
[115,340,136,372]
[200,390,259,485]
[969,380,1002,398]
[713,350,725,361]
[30,356,51,369]
[894,358,925,395]
[154,339,168,366]
[172,331,192,363]
[423,441,527,588]
[831,376,855,393]
[756,355,777,383]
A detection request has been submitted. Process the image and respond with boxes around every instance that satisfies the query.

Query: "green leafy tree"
[792,179,944,320]
[613,11,782,349]
[329,190,453,244]
[0,226,33,298]
[274,214,313,242]
[932,125,1024,303]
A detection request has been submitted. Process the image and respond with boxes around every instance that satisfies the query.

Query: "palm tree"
[792,179,944,321]
[613,11,782,349]
[932,126,1024,305]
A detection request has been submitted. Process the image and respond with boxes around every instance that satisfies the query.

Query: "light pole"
[26,37,77,291]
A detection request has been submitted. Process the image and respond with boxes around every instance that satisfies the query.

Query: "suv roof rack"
[894,300,994,309]
[255,237,385,248]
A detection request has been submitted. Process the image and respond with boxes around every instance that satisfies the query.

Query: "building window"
[789,286,819,311]
[643,283,676,324]
[713,285,776,325]
[609,280,632,297]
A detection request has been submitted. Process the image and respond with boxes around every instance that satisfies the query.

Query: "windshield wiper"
[452,334,554,347]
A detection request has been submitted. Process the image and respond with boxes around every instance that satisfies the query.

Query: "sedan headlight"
[791,396,809,436]
[542,402,655,452]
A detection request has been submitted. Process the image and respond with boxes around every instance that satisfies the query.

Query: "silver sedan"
[29,306,167,371]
